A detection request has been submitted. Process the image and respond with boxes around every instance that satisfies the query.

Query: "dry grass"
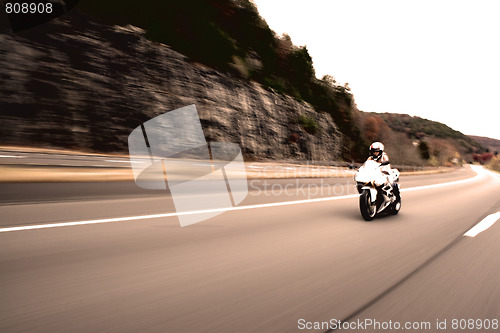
[486,156,500,173]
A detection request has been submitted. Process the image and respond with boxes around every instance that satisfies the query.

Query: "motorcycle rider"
[367,142,394,209]
[368,142,390,169]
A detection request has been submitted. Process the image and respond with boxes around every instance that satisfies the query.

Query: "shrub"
[473,152,494,164]
[298,115,318,134]
[486,156,500,173]
[418,141,430,160]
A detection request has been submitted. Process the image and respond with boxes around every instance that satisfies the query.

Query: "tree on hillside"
[363,116,379,142]
[321,75,336,86]
[428,138,459,165]
[363,115,391,143]
[418,141,430,160]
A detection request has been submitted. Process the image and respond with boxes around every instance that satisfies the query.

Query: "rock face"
[0,10,342,161]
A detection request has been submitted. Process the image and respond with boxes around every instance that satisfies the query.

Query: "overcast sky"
[253,0,500,140]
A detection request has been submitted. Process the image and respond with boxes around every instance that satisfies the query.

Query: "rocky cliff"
[0,10,342,161]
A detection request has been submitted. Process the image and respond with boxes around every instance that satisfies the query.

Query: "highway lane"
[0,167,475,229]
[0,166,474,205]
[0,166,499,332]
[345,208,500,332]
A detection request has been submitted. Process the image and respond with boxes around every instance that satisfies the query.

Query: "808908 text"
[5,2,53,14]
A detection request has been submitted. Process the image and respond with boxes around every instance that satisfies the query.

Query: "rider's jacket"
[368,152,391,174]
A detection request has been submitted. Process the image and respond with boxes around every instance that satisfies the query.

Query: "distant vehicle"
[354,159,401,221]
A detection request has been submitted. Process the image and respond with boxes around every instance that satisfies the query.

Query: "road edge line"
[464,212,500,237]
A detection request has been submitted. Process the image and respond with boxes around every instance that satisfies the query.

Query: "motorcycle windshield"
[355,160,384,184]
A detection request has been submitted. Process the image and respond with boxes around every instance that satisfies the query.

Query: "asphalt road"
[1,165,499,332]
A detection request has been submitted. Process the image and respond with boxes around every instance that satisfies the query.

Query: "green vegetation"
[298,115,318,134]
[468,135,500,155]
[365,112,485,155]
[77,0,366,160]
[371,113,483,150]
[359,112,487,166]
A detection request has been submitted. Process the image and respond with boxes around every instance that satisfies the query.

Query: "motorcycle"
[354,159,401,221]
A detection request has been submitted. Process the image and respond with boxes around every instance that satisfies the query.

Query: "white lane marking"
[464,212,500,237]
[0,194,361,233]
[0,166,487,233]
[400,172,481,193]
[400,165,496,193]
[0,155,22,158]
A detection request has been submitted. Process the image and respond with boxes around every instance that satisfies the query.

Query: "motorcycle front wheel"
[359,189,376,221]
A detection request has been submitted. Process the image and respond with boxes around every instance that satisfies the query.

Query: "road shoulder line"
[464,212,500,237]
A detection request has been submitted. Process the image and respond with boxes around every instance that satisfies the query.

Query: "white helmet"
[369,142,384,161]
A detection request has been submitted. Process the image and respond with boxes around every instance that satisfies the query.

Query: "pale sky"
[252,0,500,140]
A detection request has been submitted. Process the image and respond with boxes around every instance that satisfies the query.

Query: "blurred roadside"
[485,155,500,174]
[0,147,456,183]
